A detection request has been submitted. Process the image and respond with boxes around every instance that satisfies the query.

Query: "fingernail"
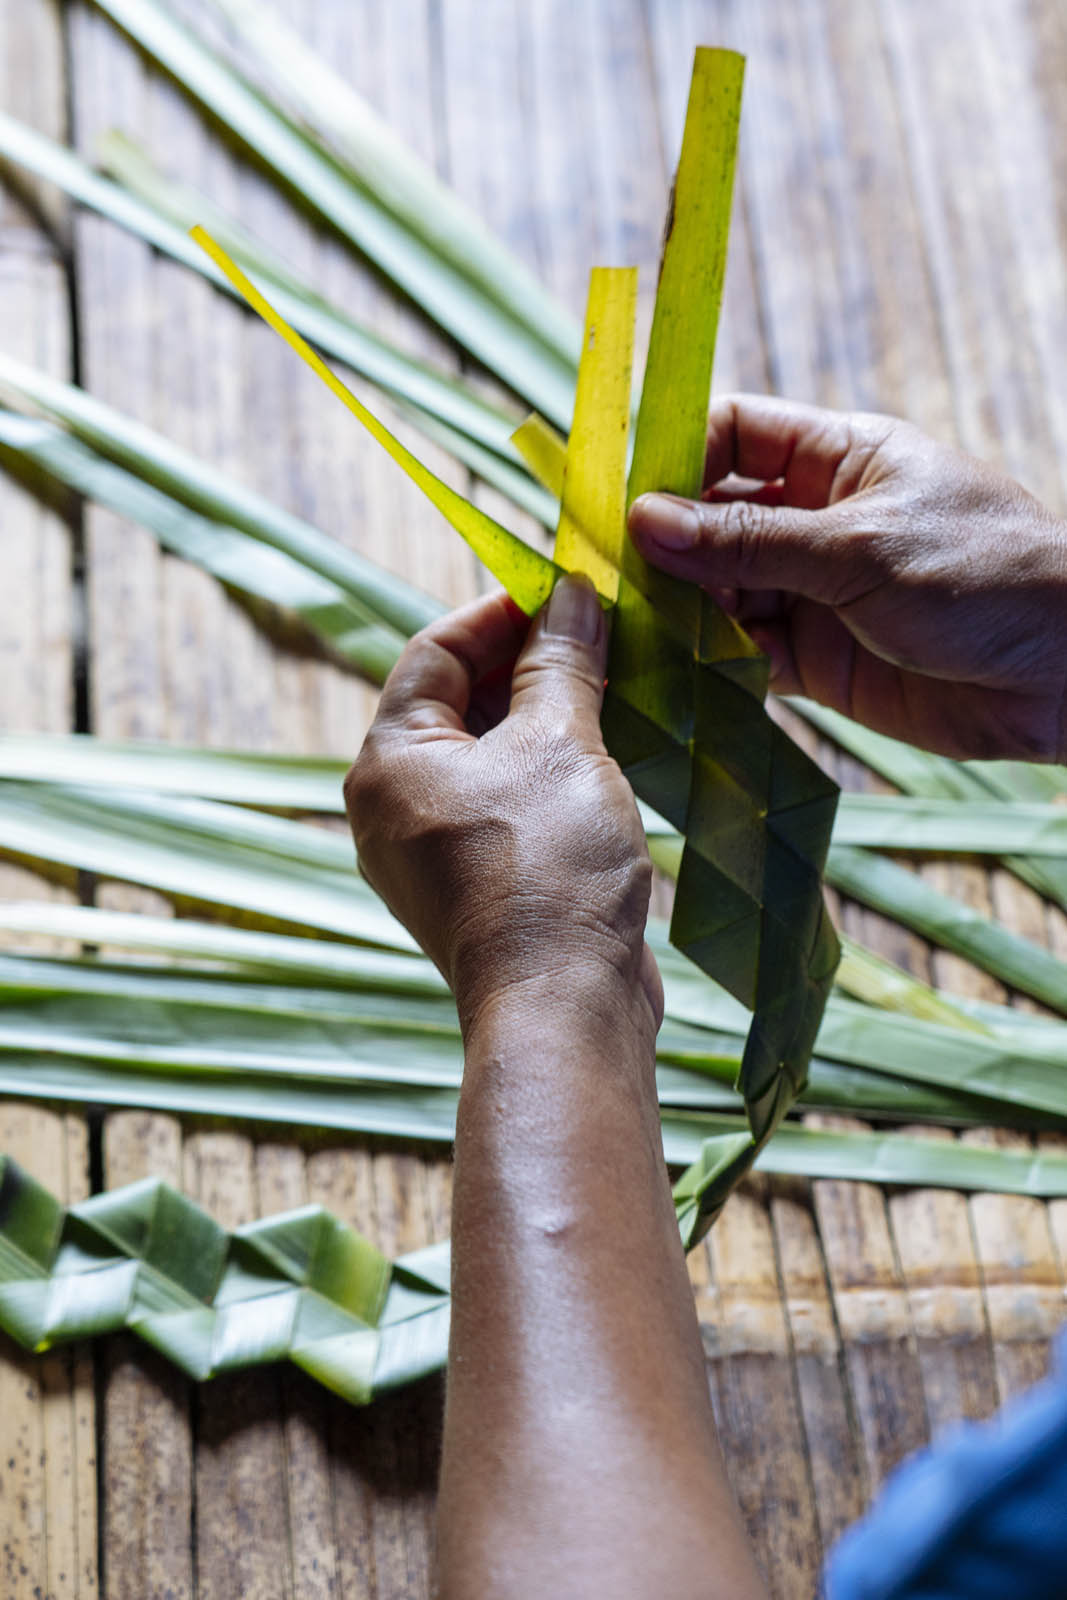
[630,493,701,549]
[545,573,601,643]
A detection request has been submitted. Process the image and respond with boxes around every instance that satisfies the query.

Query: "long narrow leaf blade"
[833,794,1067,856]
[552,267,636,599]
[510,413,567,499]
[91,0,578,427]
[0,413,405,683]
[206,0,581,371]
[194,228,560,616]
[0,903,440,989]
[797,698,1067,911]
[0,353,442,639]
[0,780,413,950]
[0,111,525,475]
[0,732,350,812]
[828,844,1067,1015]
[834,936,991,1033]
[604,49,840,1228]
[628,48,744,504]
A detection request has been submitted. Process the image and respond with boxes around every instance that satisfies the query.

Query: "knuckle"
[840,411,904,486]
[342,737,389,827]
[341,768,373,846]
[714,497,773,576]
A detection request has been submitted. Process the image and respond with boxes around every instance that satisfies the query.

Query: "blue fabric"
[824,1329,1067,1600]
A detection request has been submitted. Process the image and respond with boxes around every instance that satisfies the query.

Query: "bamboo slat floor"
[1,1,1067,1595]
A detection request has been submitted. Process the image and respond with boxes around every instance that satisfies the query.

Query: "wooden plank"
[706,1180,822,1600]
[770,1178,866,1553]
[101,1114,193,1600]
[888,1129,999,1432]
[0,1108,96,1600]
[185,1132,293,1600]
[690,1218,821,1600]
[0,3,98,1596]
[877,0,1061,498]
[809,1116,929,1490]
[964,1129,1063,1401]
[306,1144,380,1600]
[255,1142,339,1600]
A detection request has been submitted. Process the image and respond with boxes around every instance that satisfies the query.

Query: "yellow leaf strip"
[551,267,636,601]
[191,225,559,616]
[509,412,567,499]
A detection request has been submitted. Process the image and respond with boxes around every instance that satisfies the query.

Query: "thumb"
[629,491,854,604]
[508,573,608,735]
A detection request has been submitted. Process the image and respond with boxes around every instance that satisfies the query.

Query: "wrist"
[459,958,659,1077]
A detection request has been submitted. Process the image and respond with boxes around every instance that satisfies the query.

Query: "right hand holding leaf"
[629,394,1067,762]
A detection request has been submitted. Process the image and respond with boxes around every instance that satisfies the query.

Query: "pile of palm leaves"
[2,0,1067,1403]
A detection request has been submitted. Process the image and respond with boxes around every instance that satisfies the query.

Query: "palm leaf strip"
[203,0,580,377]
[0,108,548,511]
[0,354,442,642]
[827,845,1067,1016]
[797,699,1067,912]
[4,940,1050,1130]
[7,775,1065,1122]
[89,0,578,428]
[0,412,406,684]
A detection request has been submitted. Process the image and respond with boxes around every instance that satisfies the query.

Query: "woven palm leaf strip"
[0,1155,450,1405]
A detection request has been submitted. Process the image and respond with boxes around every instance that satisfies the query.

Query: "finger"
[376,589,529,734]
[702,480,787,508]
[628,490,860,607]
[745,622,802,696]
[753,602,858,710]
[702,394,889,509]
[508,573,609,739]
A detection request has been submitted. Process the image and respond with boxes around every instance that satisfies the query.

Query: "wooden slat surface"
[0,4,97,1597]
[1,1,1066,1596]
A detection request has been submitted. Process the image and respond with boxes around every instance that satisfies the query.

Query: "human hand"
[344,576,662,1043]
[629,394,1067,762]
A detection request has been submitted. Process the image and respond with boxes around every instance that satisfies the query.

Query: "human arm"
[628,394,1067,763]
[344,577,768,1600]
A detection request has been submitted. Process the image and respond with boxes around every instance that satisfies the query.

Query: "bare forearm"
[436,972,767,1600]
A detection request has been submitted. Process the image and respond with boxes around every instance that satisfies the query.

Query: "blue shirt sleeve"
[824,1328,1067,1600]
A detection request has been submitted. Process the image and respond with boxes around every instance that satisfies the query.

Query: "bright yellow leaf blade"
[191,225,559,617]
[552,267,636,602]
[510,412,567,499]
